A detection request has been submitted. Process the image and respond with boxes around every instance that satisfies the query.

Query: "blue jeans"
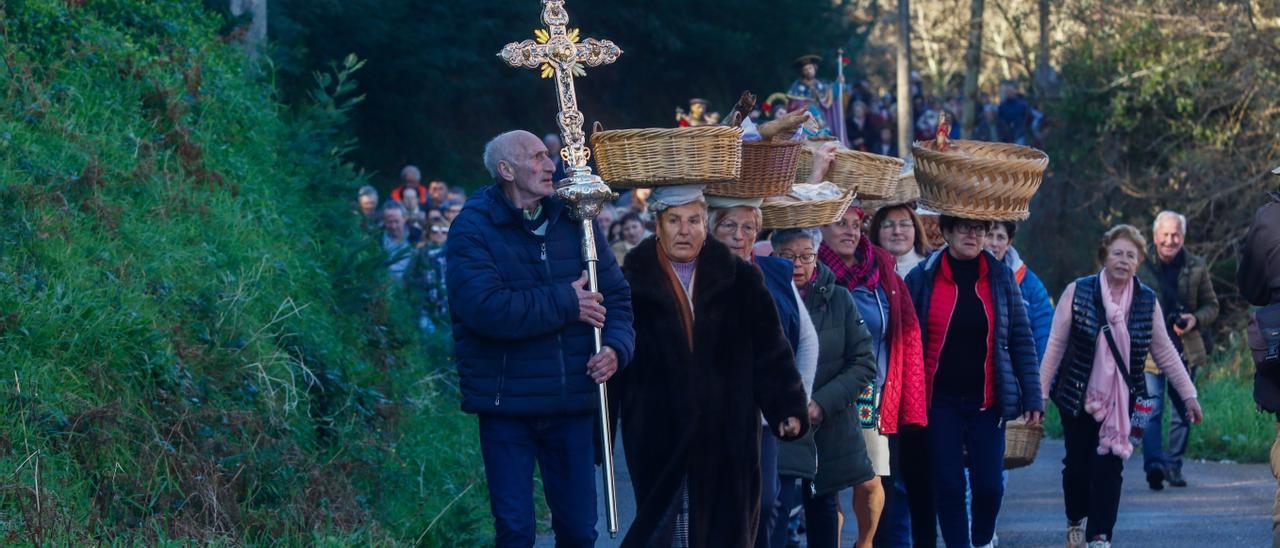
[756,426,781,547]
[928,395,1006,548]
[874,435,913,547]
[1142,371,1191,473]
[479,414,598,548]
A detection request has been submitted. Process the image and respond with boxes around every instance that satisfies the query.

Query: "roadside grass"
[0,1,489,543]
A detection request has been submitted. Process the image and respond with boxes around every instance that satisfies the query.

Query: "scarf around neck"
[819,237,880,291]
[655,241,696,351]
[1084,271,1136,458]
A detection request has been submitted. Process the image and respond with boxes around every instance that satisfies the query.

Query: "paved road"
[537,440,1274,547]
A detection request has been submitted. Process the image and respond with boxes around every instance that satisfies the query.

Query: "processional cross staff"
[498,0,624,538]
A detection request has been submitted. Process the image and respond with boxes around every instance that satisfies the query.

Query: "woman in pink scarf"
[1040,225,1204,548]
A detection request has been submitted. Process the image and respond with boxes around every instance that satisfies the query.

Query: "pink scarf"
[1084,271,1134,458]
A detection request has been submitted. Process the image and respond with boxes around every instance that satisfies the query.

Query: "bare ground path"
[536,439,1274,547]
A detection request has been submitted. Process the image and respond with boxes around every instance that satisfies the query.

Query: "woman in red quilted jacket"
[812,145,930,546]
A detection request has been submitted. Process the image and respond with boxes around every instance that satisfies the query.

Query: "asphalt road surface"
[536,439,1274,547]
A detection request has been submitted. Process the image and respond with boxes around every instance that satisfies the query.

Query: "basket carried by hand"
[760,190,856,229]
[911,139,1048,221]
[794,146,904,199]
[704,139,803,198]
[1003,419,1044,470]
[591,126,743,188]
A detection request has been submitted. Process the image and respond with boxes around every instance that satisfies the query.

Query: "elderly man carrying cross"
[447,130,635,547]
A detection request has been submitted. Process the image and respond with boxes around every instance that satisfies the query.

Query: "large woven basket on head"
[760,190,856,229]
[911,139,1049,221]
[794,146,904,199]
[591,126,743,188]
[704,139,802,198]
[864,170,921,211]
[1003,419,1044,470]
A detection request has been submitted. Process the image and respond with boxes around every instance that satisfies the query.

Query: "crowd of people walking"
[345,75,1280,548]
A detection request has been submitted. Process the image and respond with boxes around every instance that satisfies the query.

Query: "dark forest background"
[266,0,1280,309]
[267,0,867,186]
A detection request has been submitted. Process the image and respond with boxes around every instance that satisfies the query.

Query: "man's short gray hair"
[358,185,378,199]
[1154,210,1187,235]
[483,130,528,181]
[770,228,822,250]
[399,165,421,182]
[381,199,406,215]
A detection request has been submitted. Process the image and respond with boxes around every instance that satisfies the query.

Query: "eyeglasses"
[715,221,758,236]
[879,219,914,231]
[430,226,449,234]
[777,252,817,265]
[1109,248,1138,261]
[953,223,989,236]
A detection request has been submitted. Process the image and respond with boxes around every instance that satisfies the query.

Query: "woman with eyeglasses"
[706,195,819,547]
[865,204,935,547]
[869,204,932,278]
[903,215,1044,548]
[406,217,452,334]
[816,201,927,547]
[767,226,878,548]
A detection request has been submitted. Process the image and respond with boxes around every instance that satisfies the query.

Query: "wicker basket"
[794,147,904,199]
[704,139,802,198]
[590,126,743,188]
[760,190,856,229]
[864,170,921,211]
[1003,419,1044,470]
[911,139,1049,221]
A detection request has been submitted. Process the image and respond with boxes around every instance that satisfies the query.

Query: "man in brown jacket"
[1239,174,1280,546]
[1138,210,1220,489]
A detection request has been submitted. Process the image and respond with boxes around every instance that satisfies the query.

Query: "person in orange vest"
[390,165,428,208]
[986,221,1054,360]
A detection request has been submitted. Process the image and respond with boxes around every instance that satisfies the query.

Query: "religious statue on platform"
[786,54,847,143]
[675,98,720,127]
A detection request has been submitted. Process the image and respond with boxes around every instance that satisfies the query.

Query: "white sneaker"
[1086,540,1111,548]
[1067,520,1086,548]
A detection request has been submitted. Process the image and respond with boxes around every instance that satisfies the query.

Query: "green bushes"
[0,0,486,543]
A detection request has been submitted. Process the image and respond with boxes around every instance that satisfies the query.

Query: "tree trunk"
[897,0,913,158]
[229,0,268,58]
[961,0,984,139]
[1034,0,1061,99]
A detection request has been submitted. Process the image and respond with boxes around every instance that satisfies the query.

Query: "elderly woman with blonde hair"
[1040,224,1204,548]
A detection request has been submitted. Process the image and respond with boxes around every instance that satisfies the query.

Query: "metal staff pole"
[557,172,620,538]
[837,47,847,148]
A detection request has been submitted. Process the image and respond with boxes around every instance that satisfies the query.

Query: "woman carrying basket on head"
[1040,225,1203,548]
[804,143,929,548]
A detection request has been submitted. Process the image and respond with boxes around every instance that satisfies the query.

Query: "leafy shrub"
[0,0,486,543]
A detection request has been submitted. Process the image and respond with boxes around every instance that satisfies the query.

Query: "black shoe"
[1166,468,1187,487]
[1146,468,1165,490]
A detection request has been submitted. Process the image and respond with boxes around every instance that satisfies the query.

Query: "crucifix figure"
[498,0,624,538]
[499,1,621,174]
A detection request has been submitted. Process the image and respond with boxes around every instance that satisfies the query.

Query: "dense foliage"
[1024,1,1280,325]
[0,0,486,543]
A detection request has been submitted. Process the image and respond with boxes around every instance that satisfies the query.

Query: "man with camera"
[1239,171,1280,545]
[1137,210,1220,490]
